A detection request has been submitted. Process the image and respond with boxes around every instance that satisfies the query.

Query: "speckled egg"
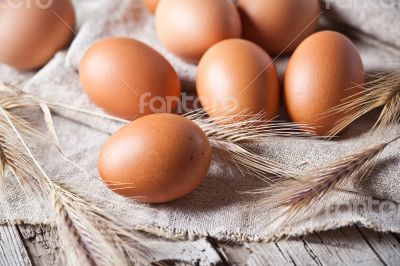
[0,0,75,69]
[238,0,320,55]
[197,39,280,121]
[155,0,242,62]
[80,37,181,120]
[284,31,364,135]
[98,114,212,203]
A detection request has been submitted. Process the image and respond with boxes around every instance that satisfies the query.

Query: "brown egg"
[143,0,160,14]
[237,0,320,55]
[80,37,181,120]
[197,39,280,121]
[98,114,212,203]
[155,0,241,62]
[284,31,364,136]
[0,0,75,70]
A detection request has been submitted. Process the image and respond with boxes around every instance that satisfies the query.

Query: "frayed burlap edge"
[2,216,399,244]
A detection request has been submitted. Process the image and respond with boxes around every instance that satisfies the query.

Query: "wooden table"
[1,224,399,265]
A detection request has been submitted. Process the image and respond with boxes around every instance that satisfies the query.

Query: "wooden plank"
[18,224,224,266]
[247,242,297,266]
[302,233,348,265]
[242,227,400,266]
[275,238,321,265]
[357,226,400,266]
[304,227,385,266]
[10,224,400,266]
[218,243,250,265]
[18,225,61,266]
[0,224,32,266]
[148,238,223,265]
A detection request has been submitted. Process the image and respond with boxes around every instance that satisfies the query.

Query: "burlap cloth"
[0,0,399,242]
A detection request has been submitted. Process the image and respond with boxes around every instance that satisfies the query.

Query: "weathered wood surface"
[0,225,31,266]
[0,224,399,266]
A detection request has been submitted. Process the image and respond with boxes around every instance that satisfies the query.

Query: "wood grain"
[247,242,295,266]
[0,224,32,266]
[1,223,400,266]
[302,227,384,265]
[18,225,60,266]
[357,227,400,266]
[147,238,223,265]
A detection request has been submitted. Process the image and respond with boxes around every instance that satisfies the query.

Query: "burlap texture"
[0,0,399,242]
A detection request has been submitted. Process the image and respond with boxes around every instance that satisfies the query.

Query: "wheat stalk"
[249,136,399,231]
[327,72,400,137]
[0,83,320,247]
[184,109,316,141]
[52,186,154,265]
[0,113,48,197]
[185,109,316,181]
[0,83,313,182]
[0,91,154,265]
[52,189,129,265]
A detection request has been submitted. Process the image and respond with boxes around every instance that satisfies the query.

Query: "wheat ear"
[1,83,314,182]
[327,72,400,137]
[0,93,153,265]
[250,137,399,230]
[185,109,316,181]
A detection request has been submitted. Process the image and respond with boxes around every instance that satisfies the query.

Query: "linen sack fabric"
[323,0,400,72]
[0,0,399,242]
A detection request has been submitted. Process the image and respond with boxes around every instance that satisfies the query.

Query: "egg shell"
[196,39,280,121]
[284,31,364,136]
[0,0,75,70]
[238,0,320,55]
[143,0,159,14]
[79,37,181,120]
[98,114,212,203]
[155,0,241,62]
